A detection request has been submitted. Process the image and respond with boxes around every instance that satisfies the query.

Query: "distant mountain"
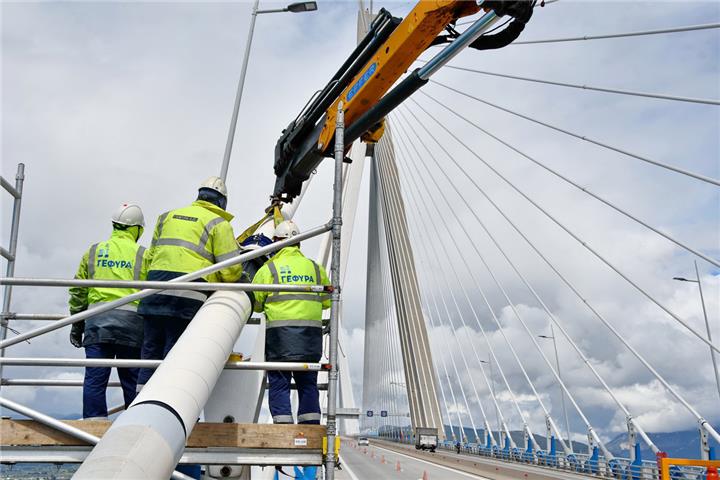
[607,430,719,460]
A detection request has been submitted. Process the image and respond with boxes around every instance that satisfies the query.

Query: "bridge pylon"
[363,123,444,440]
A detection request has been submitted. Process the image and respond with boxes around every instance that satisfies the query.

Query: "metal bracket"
[700,423,710,460]
[545,415,552,450]
[627,417,637,461]
[321,408,361,418]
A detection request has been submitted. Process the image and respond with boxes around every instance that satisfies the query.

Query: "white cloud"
[1,0,719,455]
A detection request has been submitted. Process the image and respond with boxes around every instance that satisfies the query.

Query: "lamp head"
[287,1,317,12]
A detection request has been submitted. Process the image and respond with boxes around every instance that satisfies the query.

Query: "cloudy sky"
[2,0,719,450]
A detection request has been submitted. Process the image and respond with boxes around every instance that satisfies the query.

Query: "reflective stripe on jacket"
[68,228,147,348]
[138,200,242,320]
[252,246,330,361]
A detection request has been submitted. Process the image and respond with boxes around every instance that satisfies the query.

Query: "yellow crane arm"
[273,1,535,201]
[316,1,482,153]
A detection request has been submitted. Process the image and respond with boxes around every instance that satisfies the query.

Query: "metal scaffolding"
[3,4,719,480]
[0,119,346,478]
[0,163,25,381]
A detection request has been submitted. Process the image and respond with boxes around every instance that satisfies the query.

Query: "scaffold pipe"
[0,357,322,371]
[0,222,330,350]
[0,277,328,293]
[73,290,252,480]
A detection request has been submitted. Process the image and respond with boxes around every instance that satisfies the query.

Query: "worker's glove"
[69,321,84,348]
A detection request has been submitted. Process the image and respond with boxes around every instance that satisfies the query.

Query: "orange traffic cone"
[381,455,386,464]
[395,460,402,472]
[422,470,429,480]
[707,466,719,480]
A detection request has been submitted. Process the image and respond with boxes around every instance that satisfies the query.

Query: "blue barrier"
[668,465,684,480]
[501,436,511,460]
[522,437,534,462]
[548,436,557,467]
[566,453,580,472]
[537,449,546,465]
[627,442,644,480]
[587,446,600,474]
[608,458,623,479]
[511,447,522,461]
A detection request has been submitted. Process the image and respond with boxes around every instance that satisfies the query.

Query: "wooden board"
[0,420,326,449]
[188,423,325,449]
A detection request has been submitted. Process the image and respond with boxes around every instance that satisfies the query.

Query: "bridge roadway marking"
[372,443,491,479]
[339,437,491,479]
[338,455,361,480]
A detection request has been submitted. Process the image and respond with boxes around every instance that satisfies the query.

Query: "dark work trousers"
[267,370,320,424]
[136,315,192,389]
[83,343,140,419]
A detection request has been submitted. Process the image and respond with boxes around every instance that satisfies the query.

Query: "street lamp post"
[219,1,318,181]
[539,326,574,453]
[479,358,501,442]
[674,260,720,401]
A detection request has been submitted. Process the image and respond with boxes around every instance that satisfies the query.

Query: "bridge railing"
[371,435,715,480]
[369,424,719,480]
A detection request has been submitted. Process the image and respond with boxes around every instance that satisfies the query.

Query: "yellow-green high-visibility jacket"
[252,246,330,361]
[138,200,242,320]
[68,228,148,348]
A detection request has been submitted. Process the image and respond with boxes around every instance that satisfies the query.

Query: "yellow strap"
[272,205,284,227]
[236,212,272,244]
[236,205,285,245]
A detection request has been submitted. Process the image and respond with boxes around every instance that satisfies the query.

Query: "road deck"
[338,438,597,480]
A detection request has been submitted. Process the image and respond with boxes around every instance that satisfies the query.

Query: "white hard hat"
[199,176,228,197]
[111,202,145,227]
[274,220,300,240]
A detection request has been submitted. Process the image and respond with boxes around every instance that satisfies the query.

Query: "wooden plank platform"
[1,420,326,449]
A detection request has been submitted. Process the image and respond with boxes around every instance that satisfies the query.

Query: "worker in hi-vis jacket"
[252,220,330,480]
[68,203,147,420]
[136,176,242,391]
